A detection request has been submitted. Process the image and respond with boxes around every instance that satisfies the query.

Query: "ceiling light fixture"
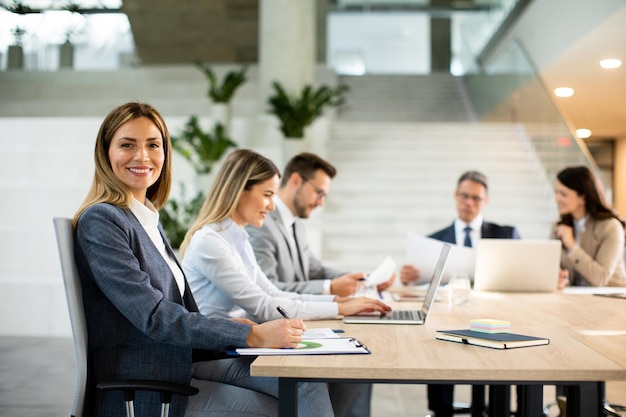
[576,128,592,139]
[600,59,622,69]
[554,87,574,97]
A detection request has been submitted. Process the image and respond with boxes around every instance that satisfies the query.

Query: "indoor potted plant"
[159,184,206,250]
[170,116,236,175]
[267,80,348,139]
[160,117,237,248]
[8,26,26,69]
[195,62,248,132]
[159,63,243,248]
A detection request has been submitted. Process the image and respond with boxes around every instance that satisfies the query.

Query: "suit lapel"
[481,222,492,238]
[157,224,185,306]
[445,224,457,244]
[292,220,309,281]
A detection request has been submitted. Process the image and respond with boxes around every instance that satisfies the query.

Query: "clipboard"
[228,337,370,356]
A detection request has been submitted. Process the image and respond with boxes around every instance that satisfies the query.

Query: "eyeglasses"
[304,180,327,200]
[456,192,484,203]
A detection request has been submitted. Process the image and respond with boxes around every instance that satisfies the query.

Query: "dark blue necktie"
[292,222,306,279]
[463,226,472,248]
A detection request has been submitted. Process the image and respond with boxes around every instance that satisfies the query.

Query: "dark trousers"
[427,384,486,417]
[428,384,455,417]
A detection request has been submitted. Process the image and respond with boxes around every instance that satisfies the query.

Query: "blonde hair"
[179,149,279,255]
[73,102,172,229]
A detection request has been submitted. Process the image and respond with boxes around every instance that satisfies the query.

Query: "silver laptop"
[343,243,450,325]
[473,239,561,292]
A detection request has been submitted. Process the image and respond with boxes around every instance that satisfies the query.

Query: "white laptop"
[473,239,561,292]
[343,243,450,325]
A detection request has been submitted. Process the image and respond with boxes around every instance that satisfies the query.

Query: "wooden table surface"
[252,292,626,384]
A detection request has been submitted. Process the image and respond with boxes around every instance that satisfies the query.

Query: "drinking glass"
[448,273,471,305]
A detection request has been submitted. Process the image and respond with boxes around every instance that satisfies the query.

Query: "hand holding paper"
[366,256,397,286]
[406,232,475,285]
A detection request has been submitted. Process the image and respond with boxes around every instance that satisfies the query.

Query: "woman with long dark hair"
[553,166,626,288]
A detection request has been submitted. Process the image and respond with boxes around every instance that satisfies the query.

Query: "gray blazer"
[75,203,251,417]
[247,210,343,294]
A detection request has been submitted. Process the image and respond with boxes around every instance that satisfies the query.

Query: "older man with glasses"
[400,170,520,417]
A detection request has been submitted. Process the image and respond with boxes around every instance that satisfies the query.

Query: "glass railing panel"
[461,38,608,194]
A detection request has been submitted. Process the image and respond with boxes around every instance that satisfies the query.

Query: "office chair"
[53,217,198,417]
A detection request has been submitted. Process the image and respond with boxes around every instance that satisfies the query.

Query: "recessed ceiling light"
[576,128,592,139]
[600,59,622,69]
[554,87,574,97]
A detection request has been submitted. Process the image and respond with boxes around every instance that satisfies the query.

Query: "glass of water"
[448,273,471,305]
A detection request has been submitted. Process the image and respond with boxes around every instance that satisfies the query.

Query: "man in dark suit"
[400,170,520,417]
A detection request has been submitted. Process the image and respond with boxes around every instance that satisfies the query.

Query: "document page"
[303,328,341,339]
[406,232,475,284]
[232,337,370,356]
[366,256,396,286]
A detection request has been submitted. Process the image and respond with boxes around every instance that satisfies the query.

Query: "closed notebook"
[436,329,550,350]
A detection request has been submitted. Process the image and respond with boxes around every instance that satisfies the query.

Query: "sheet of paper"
[406,232,476,284]
[303,328,340,339]
[563,286,626,295]
[233,337,369,355]
[366,256,396,286]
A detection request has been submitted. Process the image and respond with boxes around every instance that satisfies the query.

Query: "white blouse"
[182,218,337,322]
[130,199,185,296]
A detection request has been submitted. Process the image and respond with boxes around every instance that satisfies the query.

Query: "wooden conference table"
[251,291,626,417]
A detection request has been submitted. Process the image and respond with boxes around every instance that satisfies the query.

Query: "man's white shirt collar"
[275,196,296,230]
[455,215,483,234]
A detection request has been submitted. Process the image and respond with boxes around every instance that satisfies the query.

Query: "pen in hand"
[276,306,290,319]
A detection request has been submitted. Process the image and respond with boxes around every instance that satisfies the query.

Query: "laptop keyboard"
[382,310,421,321]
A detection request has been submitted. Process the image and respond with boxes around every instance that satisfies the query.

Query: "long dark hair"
[557,166,624,228]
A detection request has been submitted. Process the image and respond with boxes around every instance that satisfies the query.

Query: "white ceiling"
[540,5,626,140]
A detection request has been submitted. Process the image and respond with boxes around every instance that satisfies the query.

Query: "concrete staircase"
[319,74,558,272]
[338,73,476,122]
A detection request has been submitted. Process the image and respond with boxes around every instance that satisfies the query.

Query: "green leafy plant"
[195,62,248,103]
[267,81,349,138]
[171,117,237,174]
[11,26,27,46]
[160,63,242,248]
[159,184,205,249]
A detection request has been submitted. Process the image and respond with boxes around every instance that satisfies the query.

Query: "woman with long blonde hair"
[73,103,333,417]
[181,148,391,322]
